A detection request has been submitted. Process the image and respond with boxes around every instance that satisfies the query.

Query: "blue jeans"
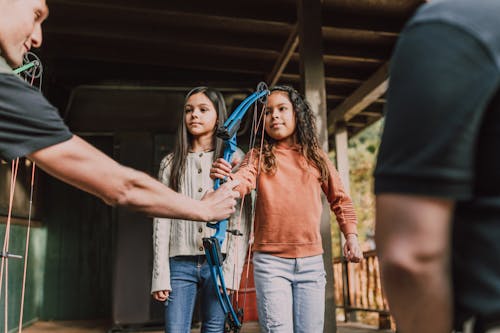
[164,255,225,333]
[253,252,326,333]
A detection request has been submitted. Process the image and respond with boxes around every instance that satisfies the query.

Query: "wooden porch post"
[334,121,356,323]
[297,0,335,332]
[334,122,351,194]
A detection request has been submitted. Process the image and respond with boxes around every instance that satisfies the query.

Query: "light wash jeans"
[253,252,326,333]
[164,255,225,333]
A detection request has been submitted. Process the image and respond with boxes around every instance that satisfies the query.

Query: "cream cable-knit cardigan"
[151,149,251,293]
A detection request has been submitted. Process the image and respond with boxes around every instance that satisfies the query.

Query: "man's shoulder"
[409,0,500,68]
[0,72,34,93]
[0,72,18,83]
[411,0,500,28]
[0,73,53,113]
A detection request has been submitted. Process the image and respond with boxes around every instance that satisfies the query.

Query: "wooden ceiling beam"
[266,24,299,86]
[280,73,362,86]
[43,25,285,51]
[44,33,280,61]
[288,53,384,66]
[322,6,410,33]
[48,0,297,24]
[327,62,389,134]
[322,43,391,62]
[322,0,424,17]
[359,110,383,117]
[346,121,366,128]
[42,38,275,77]
[323,54,383,64]
[47,1,293,35]
[322,26,399,40]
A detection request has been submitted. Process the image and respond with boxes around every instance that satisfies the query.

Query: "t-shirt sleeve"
[373,21,497,200]
[0,74,73,160]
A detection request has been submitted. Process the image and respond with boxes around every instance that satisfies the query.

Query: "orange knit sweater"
[231,142,358,258]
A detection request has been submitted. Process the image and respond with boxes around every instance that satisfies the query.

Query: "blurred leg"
[376,195,453,333]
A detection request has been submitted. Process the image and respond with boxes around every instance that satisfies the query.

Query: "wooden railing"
[333,250,394,330]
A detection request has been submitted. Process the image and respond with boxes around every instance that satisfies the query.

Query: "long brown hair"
[259,85,329,182]
[169,87,227,191]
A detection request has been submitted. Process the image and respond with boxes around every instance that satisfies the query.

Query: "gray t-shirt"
[0,55,72,160]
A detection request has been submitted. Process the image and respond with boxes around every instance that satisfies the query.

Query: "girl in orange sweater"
[210,85,362,333]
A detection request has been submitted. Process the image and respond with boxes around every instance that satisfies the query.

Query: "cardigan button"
[199,246,204,252]
[198,168,202,174]
[198,227,203,233]
[198,188,203,193]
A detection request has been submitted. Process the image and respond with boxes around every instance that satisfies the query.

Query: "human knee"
[379,242,447,286]
[380,251,421,288]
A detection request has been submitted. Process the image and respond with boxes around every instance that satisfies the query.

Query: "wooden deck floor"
[22,320,394,333]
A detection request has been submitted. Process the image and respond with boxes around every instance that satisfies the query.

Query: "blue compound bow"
[203,82,269,332]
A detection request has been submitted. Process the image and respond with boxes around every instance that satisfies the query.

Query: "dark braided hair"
[259,85,329,182]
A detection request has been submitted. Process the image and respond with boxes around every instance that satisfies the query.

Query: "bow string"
[1,52,43,333]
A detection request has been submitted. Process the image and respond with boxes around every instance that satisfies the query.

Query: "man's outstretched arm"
[28,135,239,222]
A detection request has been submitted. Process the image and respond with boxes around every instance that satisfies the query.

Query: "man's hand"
[344,234,362,263]
[152,290,169,302]
[200,179,240,221]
